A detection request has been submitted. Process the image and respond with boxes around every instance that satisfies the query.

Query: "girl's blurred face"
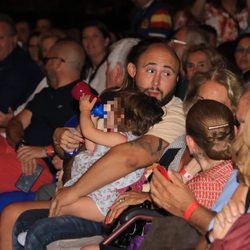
[82,26,109,59]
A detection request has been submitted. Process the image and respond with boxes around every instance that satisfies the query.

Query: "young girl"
[63,90,163,216]
[17,91,163,247]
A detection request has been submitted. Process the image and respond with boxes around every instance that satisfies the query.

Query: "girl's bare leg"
[0,200,50,250]
[61,196,105,222]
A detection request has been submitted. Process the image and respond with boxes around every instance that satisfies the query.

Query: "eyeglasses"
[186,61,210,71]
[235,47,250,55]
[42,57,65,65]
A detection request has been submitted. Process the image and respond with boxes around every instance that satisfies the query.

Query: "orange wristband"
[184,200,200,221]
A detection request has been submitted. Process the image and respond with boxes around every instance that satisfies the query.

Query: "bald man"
[0,40,86,194]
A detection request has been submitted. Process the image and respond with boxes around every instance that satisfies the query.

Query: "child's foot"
[17,231,27,246]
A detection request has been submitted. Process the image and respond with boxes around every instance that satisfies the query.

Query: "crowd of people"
[0,0,250,249]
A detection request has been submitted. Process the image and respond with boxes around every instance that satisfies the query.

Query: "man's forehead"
[140,44,179,67]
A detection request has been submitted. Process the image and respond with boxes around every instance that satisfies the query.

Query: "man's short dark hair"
[0,13,17,35]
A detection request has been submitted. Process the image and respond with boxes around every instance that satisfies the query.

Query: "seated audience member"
[176,44,226,99]
[13,34,60,117]
[142,99,235,249]
[35,17,52,34]
[207,109,250,249]
[182,44,225,81]
[190,0,249,45]
[15,20,31,49]
[27,32,42,69]
[81,20,111,94]
[130,0,172,39]
[1,39,185,250]
[170,25,209,65]
[184,68,241,114]
[0,14,43,127]
[0,39,85,196]
[92,37,140,93]
[169,25,211,98]
[234,33,250,75]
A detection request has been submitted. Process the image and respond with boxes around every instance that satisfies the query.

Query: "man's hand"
[150,169,195,217]
[17,145,47,162]
[105,191,151,224]
[0,107,13,128]
[212,199,245,240]
[20,158,37,175]
[49,185,80,217]
[55,127,84,153]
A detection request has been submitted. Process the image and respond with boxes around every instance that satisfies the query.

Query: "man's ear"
[127,62,136,78]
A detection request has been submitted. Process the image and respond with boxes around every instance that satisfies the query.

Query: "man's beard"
[141,87,175,106]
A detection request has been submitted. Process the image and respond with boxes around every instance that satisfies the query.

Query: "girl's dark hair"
[186,100,235,160]
[116,91,164,136]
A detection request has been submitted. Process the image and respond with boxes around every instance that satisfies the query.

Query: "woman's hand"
[79,94,97,113]
[212,199,245,240]
[150,169,195,217]
[105,190,151,224]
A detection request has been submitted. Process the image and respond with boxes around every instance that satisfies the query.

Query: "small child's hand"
[79,94,97,113]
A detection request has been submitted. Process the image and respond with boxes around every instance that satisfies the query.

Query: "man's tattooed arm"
[129,135,169,163]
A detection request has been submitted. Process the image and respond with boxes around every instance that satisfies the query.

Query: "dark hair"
[0,13,17,35]
[186,100,235,160]
[82,20,110,39]
[116,91,164,136]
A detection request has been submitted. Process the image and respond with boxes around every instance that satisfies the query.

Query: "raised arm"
[151,169,215,234]
[49,134,168,216]
[80,95,127,148]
